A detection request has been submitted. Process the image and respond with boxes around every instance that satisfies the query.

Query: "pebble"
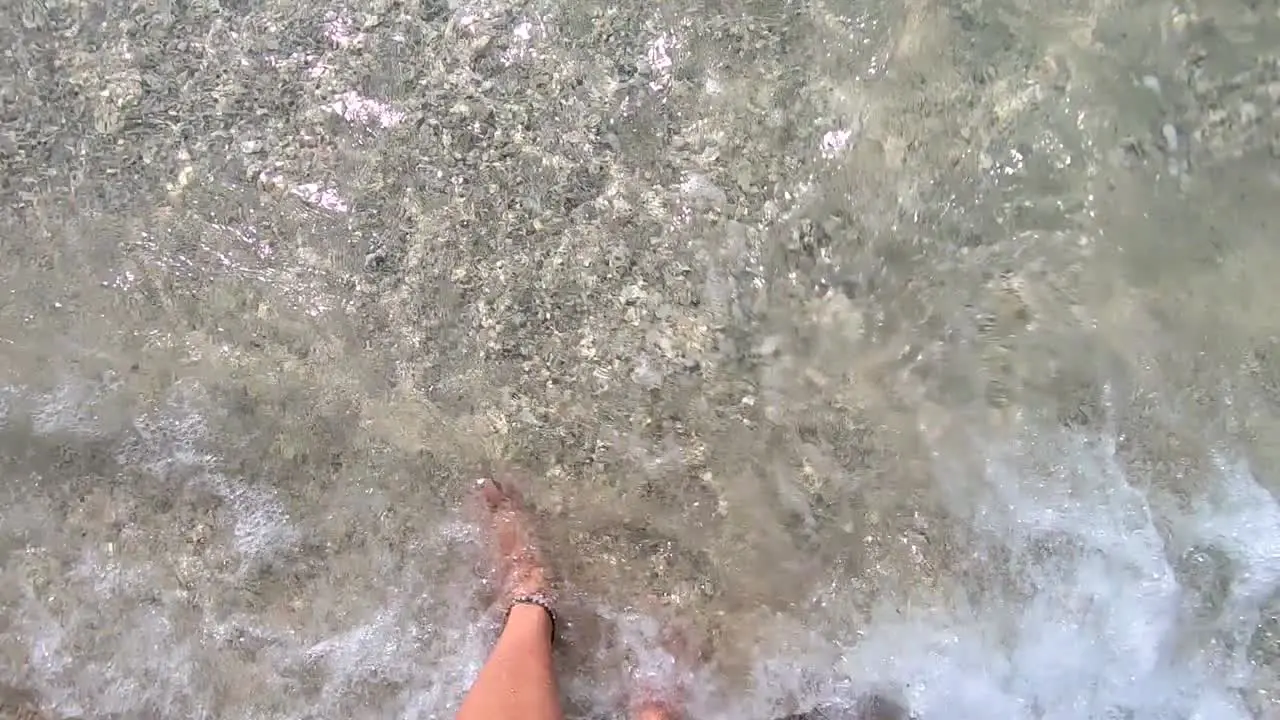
[1239,101,1259,125]
[1161,123,1178,152]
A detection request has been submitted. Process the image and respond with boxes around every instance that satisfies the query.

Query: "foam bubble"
[6,377,1277,720]
[802,427,1273,720]
[111,383,301,568]
[31,380,116,435]
[1193,454,1280,608]
[0,384,18,431]
[206,473,300,563]
[633,425,1276,720]
[305,608,415,700]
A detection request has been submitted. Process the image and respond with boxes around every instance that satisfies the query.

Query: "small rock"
[678,172,727,209]
[1239,101,1259,125]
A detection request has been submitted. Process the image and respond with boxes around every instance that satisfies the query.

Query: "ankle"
[505,602,554,643]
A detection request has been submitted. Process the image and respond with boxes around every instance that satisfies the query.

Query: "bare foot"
[631,700,680,720]
[477,477,555,613]
[627,618,702,720]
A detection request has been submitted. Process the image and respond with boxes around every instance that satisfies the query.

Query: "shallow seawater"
[1,0,1279,717]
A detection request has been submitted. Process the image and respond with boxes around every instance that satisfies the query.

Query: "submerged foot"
[477,477,555,615]
[631,701,680,720]
[627,617,702,720]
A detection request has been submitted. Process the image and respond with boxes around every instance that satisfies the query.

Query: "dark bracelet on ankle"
[508,593,557,644]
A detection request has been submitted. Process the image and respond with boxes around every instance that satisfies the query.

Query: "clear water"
[1,0,1279,717]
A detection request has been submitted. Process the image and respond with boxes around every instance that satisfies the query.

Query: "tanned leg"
[457,479,563,720]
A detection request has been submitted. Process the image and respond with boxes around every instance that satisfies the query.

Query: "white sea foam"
[123,383,301,567]
[0,384,16,429]
[5,379,1278,720]
[746,427,1278,720]
[31,379,119,436]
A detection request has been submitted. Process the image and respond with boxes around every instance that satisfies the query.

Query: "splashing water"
[2,376,1275,719]
[2,0,1279,715]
